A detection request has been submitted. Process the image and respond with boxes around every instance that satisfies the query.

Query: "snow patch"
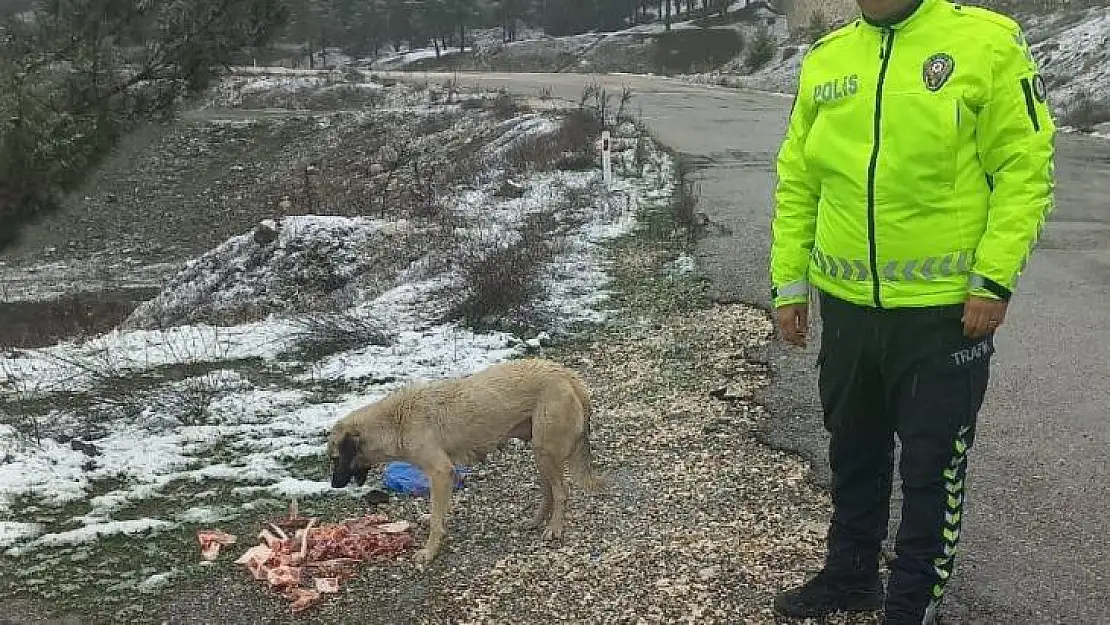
[1031,8,1110,111]
[137,570,177,593]
[682,7,1110,123]
[9,519,175,555]
[0,522,43,548]
[0,98,677,557]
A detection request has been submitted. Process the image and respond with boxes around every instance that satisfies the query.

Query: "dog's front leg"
[414,462,455,566]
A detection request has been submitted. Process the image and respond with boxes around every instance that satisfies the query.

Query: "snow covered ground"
[369,2,786,74]
[682,42,803,97]
[0,73,678,559]
[1028,7,1110,111]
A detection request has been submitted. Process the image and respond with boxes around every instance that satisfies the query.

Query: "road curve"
[391,70,1110,624]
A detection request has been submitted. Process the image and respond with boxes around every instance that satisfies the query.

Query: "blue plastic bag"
[382,461,470,496]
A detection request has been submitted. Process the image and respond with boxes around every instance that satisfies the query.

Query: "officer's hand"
[963,295,1008,339]
[776,303,809,348]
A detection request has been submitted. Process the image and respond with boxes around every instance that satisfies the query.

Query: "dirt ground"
[1,240,877,625]
[0,74,872,625]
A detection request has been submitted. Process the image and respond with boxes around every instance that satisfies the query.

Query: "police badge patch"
[923,53,955,92]
[1032,74,1047,103]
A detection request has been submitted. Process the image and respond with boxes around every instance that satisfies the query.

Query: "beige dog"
[326,358,605,564]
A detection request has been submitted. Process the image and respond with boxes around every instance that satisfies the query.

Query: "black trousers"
[816,292,993,624]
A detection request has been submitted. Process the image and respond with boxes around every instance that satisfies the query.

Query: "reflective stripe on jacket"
[770,0,1056,309]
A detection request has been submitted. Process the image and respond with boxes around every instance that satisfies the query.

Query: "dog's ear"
[338,431,360,465]
[330,430,363,489]
[339,432,372,486]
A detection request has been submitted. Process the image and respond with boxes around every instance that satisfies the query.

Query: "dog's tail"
[566,371,608,493]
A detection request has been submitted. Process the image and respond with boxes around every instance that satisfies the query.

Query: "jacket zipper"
[866,27,896,309]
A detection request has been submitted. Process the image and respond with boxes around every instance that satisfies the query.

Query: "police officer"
[769,0,1056,623]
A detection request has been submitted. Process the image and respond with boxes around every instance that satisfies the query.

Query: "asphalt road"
[396,71,1110,624]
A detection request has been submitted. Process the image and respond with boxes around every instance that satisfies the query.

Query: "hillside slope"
[376,3,787,76]
[687,5,1110,133]
[379,4,1110,135]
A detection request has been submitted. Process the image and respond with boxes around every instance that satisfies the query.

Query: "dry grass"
[446,211,563,331]
[1061,89,1110,132]
[746,27,776,70]
[504,108,602,174]
[287,310,395,361]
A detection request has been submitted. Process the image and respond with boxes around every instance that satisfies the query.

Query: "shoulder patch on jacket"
[953,3,1037,68]
[951,4,1022,36]
[806,21,858,57]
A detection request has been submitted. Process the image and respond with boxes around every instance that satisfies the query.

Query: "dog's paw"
[414,547,437,566]
[541,525,565,542]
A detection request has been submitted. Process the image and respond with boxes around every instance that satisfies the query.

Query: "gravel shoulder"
[160,223,878,625]
[0,176,880,625]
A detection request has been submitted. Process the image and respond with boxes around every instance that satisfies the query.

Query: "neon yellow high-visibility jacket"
[770,0,1056,309]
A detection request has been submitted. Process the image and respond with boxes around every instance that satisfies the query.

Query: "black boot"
[773,568,884,619]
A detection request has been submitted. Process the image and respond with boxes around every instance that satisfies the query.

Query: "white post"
[601,130,612,188]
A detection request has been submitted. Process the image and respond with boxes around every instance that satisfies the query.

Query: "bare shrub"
[577,82,636,127]
[747,28,776,70]
[580,82,612,126]
[33,325,238,426]
[503,133,562,171]
[637,150,703,246]
[164,371,239,427]
[504,107,601,173]
[448,211,562,331]
[1062,89,1110,132]
[618,86,635,122]
[562,106,603,151]
[4,324,265,431]
[287,311,394,361]
[0,362,46,444]
[492,88,522,119]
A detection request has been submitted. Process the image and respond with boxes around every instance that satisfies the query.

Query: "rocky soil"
[154,248,879,625]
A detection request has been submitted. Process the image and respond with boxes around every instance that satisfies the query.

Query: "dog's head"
[326,424,371,489]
